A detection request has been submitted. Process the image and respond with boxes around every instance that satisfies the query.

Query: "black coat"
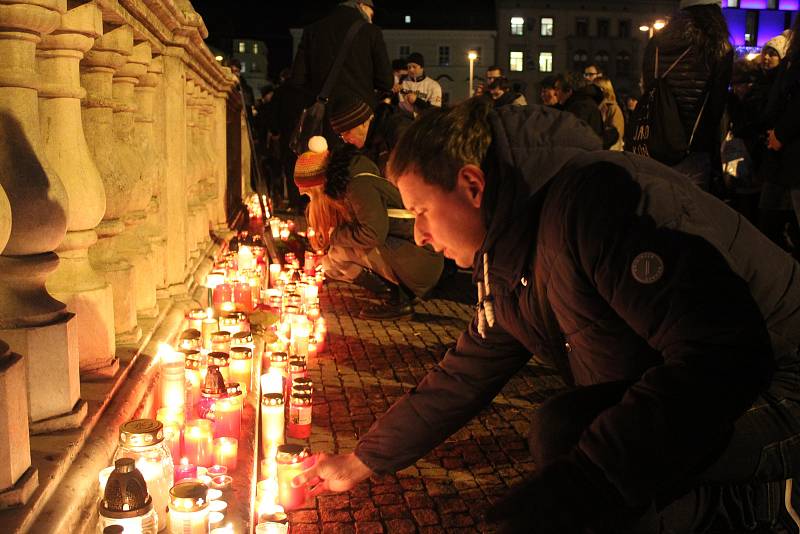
[290,5,393,110]
[560,86,604,138]
[642,15,733,156]
[765,61,800,186]
[354,105,800,530]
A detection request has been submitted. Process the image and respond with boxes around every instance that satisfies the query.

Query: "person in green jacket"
[294,136,443,320]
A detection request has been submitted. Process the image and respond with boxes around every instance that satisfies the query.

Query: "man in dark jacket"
[290,0,393,111]
[294,100,800,532]
[554,72,605,138]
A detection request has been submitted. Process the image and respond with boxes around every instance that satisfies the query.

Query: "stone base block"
[81,358,119,381]
[28,398,87,435]
[0,314,81,424]
[0,466,38,510]
[52,283,116,377]
[116,325,142,347]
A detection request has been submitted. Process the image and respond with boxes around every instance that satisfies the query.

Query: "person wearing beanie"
[400,52,442,112]
[761,34,788,70]
[295,136,443,320]
[640,0,733,190]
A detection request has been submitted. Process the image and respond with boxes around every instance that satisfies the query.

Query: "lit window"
[405,15,411,23]
[511,16,525,35]
[509,50,524,72]
[253,43,259,54]
[399,45,410,58]
[238,41,245,53]
[540,17,554,36]
[438,46,451,66]
[539,52,553,72]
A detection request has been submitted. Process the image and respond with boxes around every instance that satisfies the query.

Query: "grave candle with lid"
[276,445,312,511]
[167,481,210,534]
[214,383,243,439]
[98,458,158,534]
[261,393,285,450]
[229,346,253,396]
[183,419,214,467]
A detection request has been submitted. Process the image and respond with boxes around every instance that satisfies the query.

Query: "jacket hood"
[473,105,602,287]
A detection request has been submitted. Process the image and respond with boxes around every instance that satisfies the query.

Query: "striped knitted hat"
[330,95,373,134]
[294,136,329,189]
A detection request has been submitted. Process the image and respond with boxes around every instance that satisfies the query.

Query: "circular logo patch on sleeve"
[631,252,664,284]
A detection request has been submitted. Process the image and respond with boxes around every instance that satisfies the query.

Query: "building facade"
[722,0,797,55]
[232,38,270,92]
[495,0,679,101]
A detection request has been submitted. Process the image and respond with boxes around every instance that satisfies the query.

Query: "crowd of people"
[231,0,800,531]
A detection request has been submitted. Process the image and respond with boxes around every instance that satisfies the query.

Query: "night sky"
[192,0,496,79]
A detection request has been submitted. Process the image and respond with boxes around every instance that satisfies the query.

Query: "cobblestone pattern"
[288,281,568,533]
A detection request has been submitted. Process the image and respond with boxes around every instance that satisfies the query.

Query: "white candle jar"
[114,419,175,532]
[167,481,210,534]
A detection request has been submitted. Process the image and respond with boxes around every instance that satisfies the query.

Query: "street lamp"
[640,18,667,39]
[468,50,478,97]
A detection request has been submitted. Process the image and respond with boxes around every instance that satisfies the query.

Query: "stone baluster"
[161,48,189,295]
[199,88,218,228]
[0,0,87,432]
[114,41,159,319]
[83,25,142,345]
[185,78,206,261]
[39,1,117,379]
[213,90,230,228]
[137,56,169,299]
[0,341,38,509]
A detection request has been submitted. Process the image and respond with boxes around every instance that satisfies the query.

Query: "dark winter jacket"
[355,105,800,529]
[764,61,800,186]
[290,5,393,110]
[559,86,604,138]
[330,155,443,297]
[642,14,733,157]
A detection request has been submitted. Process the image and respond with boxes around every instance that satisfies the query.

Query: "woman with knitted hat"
[295,136,443,320]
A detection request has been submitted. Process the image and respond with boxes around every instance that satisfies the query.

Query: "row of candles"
[96,220,326,533]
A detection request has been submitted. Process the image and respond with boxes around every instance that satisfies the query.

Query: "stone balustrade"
[0,0,239,520]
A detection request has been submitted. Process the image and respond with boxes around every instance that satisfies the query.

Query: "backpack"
[628,47,707,166]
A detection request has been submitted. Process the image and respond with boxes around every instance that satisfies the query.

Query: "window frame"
[575,17,589,37]
[538,51,553,72]
[510,16,525,36]
[540,17,554,37]
[597,18,610,38]
[509,50,524,72]
[238,41,246,53]
[438,45,451,66]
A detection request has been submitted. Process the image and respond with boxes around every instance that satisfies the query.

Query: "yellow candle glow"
[292,319,310,359]
[213,437,238,471]
[261,393,285,452]
[202,307,218,350]
[229,346,253,396]
[184,419,213,467]
[260,369,283,396]
[269,264,281,289]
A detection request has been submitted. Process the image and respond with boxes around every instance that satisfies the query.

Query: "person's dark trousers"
[527,358,800,533]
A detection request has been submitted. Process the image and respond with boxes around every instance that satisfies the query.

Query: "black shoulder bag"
[290,19,366,155]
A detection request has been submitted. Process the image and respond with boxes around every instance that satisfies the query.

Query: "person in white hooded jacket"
[399,52,442,113]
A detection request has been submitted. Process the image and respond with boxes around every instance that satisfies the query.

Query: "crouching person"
[295,136,443,320]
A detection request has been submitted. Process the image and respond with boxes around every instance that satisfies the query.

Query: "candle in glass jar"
[179,329,202,352]
[269,217,281,239]
[183,419,214,467]
[210,331,231,354]
[213,384,242,439]
[201,308,218,349]
[161,360,186,412]
[303,284,318,308]
[261,393,285,451]
[168,481,210,534]
[292,320,310,359]
[212,282,234,314]
[229,346,253,396]
[260,369,283,396]
[276,444,312,511]
[205,271,226,308]
[184,350,203,412]
[212,437,238,471]
[238,245,255,271]
[207,352,230,382]
[288,393,312,439]
[219,314,241,336]
[268,264,281,289]
[175,457,197,482]
[256,512,289,534]
[187,309,207,332]
[233,279,253,313]
[163,422,182,462]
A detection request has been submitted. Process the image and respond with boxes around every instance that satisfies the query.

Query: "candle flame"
[206,307,214,319]
[181,457,189,466]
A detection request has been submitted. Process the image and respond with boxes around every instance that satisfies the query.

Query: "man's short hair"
[486,65,504,75]
[229,58,242,69]
[392,58,407,71]
[555,72,588,93]
[539,75,558,89]
[583,63,602,74]
[387,98,492,191]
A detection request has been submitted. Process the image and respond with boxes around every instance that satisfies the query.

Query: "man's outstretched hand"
[292,452,374,497]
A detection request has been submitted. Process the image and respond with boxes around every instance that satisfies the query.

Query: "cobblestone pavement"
[287,278,568,533]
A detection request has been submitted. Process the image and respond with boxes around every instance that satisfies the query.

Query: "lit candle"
[292,319,310,359]
[201,308,218,350]
[179,329,202,352]
[261,393,285,452]
[157,407,185,427]
[256,513,289,534]
[208,500,228,514]
[303,284,318,308]
[229,347,253,396]
[269,264,281,289]
[213,384,243,439]
[187,308,207,332]
[183,350,203,414]
[207,465,227,477]
[206,271,226,309]
[279,225,290,241]
[304,251,315,276]
[212,437,238,471]
[219,314,241,336]
[163,421,182,461]
[183,419,214,467]
[160,355,186,412]
[210,331,231,354]
[260,369,283,396]
[168,481,210,534]
[269,217,281,239]
[207,352,230,383]
[233,278,253,313]
[276,444,312,511]
[175,457,197,482]
[288,393,313,439]
[238,245,254,271]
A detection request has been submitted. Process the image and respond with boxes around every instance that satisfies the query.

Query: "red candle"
[213,437,238,471]
[175,457,198,481]
[212,283,233,312]
[276,445,311,511]
[234,280,254,313]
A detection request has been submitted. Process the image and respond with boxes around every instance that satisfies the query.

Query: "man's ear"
[457,164,485,209]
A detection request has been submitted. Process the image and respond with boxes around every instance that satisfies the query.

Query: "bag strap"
[318,19,366,102]
[688,90,710,146]
[658,47,691,79]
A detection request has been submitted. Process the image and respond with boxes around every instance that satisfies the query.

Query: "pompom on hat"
[294,136,329,189]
